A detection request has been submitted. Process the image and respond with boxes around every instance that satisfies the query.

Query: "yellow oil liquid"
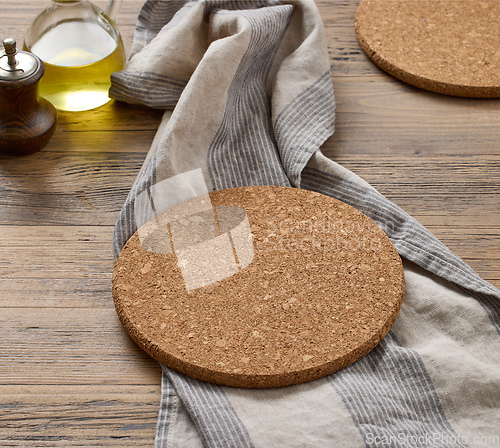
[26,21,126,111]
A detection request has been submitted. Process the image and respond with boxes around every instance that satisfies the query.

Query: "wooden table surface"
[1,0,498,446]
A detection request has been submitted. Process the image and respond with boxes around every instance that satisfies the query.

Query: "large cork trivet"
[113,186,405,388]
[355,0,500,98]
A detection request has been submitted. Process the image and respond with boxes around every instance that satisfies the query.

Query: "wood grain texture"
[0,0,498,446]
[1,1,163,445]
[0,307,161,385]
[0,385,160,446]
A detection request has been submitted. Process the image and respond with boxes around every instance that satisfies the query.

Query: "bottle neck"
[104,0,122,23]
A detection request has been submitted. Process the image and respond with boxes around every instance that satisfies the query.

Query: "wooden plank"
[0,226,115,279]
[0,385,159,447]
[325,77,500,156]
[0,1,159,447]
[53,102,164,135]
[0,149,148,225]
[0,278,114,308]
[317,0,384,76]
[0,307,161,385]
[328,155,500,206]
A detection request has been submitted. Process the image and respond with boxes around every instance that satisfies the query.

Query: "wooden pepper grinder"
[0,38,57,156]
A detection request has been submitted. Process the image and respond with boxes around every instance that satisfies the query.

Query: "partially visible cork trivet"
[355,0,500,98]
[113,186,405,388]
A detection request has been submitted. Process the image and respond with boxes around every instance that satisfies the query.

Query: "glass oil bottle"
[24,0,126,111]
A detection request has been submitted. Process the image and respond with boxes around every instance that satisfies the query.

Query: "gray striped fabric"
[326,332,468,448]
[207,5,295,189]
[110,1,500,447]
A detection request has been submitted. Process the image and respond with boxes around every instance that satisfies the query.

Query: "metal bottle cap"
[0,38,39,81]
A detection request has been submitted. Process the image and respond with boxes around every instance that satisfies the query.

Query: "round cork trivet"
[113,186,405,388]
[354,0,500,98]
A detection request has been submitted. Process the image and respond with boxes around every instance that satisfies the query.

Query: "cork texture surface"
[113,186,405,388]
[355,0,500,98]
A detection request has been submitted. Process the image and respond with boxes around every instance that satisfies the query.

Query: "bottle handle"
[105,0,122,24]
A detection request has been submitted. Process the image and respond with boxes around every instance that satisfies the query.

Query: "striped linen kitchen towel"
[110,1,500,447]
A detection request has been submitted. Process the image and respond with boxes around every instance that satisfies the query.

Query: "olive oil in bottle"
[25,21,126,111]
